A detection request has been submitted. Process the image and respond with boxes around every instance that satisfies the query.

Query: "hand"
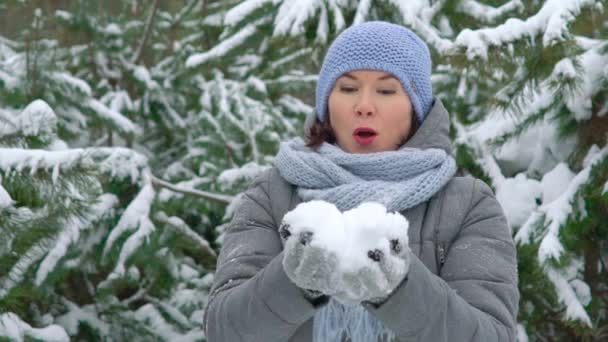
[333,236,411,304]
[280,224,340,299]
[334,202,412,304]
[279,201,411,305]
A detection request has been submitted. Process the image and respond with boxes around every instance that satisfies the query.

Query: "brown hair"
[304,114,419,150]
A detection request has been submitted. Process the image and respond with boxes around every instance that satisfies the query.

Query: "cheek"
[383,104,412,136]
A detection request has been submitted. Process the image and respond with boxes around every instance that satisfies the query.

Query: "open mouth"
[353,127,377,145]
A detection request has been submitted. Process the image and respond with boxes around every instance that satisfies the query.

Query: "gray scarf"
[274,137,456,212]
[273,137,457,342]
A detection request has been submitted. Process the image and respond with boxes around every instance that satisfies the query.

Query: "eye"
[339,86,357,93]
[378,89,396,95]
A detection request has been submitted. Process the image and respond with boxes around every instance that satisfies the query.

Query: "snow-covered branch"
[102,179,156,278]
[457,0,523,23]
[0,313,69,342]
[151,175,234,204]
[155,212,216,258]
[186,19,266,68]
[453,0,599,60]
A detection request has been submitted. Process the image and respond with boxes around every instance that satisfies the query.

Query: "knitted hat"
[315,21,433,125]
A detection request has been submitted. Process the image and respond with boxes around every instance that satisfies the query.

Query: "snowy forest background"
[0,0,606,341]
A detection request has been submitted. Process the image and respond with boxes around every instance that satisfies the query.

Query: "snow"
[458,0,523,23]
[102,23,122,35]
[495,173,542,228]
[17,99,58,140]
[55,300,110,337]
[387,0,453,53]
[52,72,92,96]
[87,99,139,135]
[282,201,409,274]
[0,148,91,176]
[353,0,372,25]
[274,0,322,37]
[454,0,597,60]
[0,313,69,342]
[246,75,267,94]
[0,238,55,299]
[0,175,14,208]
[516,323,529,342]
[278,95,313,116]
[186,19,264,68]
[224,0,273,26]
[54,10,73,21]
[526,144,608,263]
[102,182,156,279]
[154,212,215,257]
[134,304,206,342]
[563,47,608,121]
[546,267,591,325]
[541,163,575,204]
[133,65,157,89]
[34,194,118,286]
[90,147,149,183]
[218,162,270,189]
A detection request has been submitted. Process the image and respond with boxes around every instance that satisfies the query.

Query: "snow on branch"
[87,99,140,136]
[274,0,323,37]
[457,0,523,23]
[0,100,58,144]
[186,19,266,68]
[0,313,69,342]
[154,212,216,258]
[224,0,273,26]
[0,238,55,299]
[102,178,156,280]
[536,145,608,263]
[353,0,372,25]
[0,147,148,184]
[55,299,110,337]
[0,175,14,208]
[152,175,234,205]
[546,267,592,326]
[388,0,454,54]
[90,147,149,183]
[0,148,92,182]
[34,194,119,286]
[133,303,205,341]
[454,0,598,60]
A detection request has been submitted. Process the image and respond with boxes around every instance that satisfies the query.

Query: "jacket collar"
[402,98,453,155]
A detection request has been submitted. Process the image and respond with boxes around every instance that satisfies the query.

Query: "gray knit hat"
[314,21,433,125]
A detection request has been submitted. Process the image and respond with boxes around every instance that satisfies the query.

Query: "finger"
[296,245,336,291]
[283,239,306,281]
[278,222,292,241]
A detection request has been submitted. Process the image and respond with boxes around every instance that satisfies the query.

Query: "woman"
[204,21,519,342]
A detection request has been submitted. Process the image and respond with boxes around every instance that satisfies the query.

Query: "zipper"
[437,242,446,268]
[435,229,446,269]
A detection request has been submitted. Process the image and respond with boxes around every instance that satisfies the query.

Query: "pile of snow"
[281,201,409,273]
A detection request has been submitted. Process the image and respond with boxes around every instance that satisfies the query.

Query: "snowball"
[282,201,409,273]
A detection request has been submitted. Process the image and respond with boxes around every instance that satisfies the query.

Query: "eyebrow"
[340,73,397,81]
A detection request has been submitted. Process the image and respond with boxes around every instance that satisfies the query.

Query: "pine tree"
[196,0,608,340]
[1,0,607,341]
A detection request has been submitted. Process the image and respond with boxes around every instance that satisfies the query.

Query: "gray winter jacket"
[204,99,519,342]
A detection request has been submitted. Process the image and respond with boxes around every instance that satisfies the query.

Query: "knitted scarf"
[273,137,457,342]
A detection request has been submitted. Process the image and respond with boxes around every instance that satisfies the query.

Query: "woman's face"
[328,70,414,154]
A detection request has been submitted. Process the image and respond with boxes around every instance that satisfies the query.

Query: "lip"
[353,127,378,145]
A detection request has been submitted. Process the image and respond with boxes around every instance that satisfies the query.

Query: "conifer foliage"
[1,0,607,341]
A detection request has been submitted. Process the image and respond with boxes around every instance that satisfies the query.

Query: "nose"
[355,91,375,117]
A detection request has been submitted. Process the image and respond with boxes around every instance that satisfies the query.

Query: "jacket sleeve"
[203,171,317,342]
[365,178,520,342]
